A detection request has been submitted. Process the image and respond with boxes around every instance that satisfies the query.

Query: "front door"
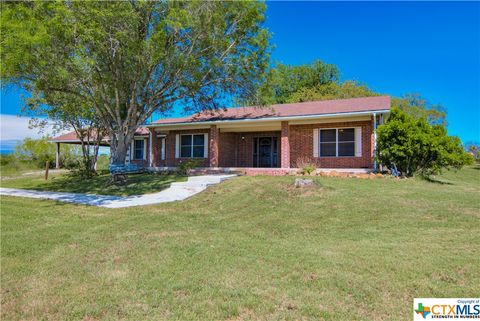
[253,137,278,167]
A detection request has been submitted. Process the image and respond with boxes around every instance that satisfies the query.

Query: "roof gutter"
[49,139,111,143]
[146,109,391,128]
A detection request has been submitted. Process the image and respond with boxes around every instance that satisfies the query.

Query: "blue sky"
[1,1,479,143]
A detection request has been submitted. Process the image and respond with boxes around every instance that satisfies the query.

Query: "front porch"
[148,117,376,171]
[149,121,293,170]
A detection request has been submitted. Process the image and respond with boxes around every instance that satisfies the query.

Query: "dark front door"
[253,137,278,167]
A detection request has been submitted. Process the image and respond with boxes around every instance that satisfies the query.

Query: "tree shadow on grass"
[420,175,454,185]
[34,173,184,196]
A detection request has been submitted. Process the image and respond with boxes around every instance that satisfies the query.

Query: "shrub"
[177,159,203,176]
[466,143,480,163]
[14,137,82,168]
[295,156,317,175]
[377,108,474,177]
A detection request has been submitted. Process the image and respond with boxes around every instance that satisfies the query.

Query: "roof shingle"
[152,96,390,125]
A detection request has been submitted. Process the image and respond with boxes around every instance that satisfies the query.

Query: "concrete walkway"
[0,174,237,208]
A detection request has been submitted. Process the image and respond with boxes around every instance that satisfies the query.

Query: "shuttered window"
[180,134,205,158]
[319,128,356,157]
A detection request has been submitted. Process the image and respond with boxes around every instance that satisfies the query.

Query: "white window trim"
[318,127,360,158]
[132,138,146,160]
[178,133,208,159]
[161,137,166,161]
[313,128,319,157]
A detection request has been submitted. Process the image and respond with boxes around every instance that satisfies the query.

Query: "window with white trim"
[133,139,145,160]
[180,134,205,158]
[319,128,355,157]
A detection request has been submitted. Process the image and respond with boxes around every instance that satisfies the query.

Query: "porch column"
[280,121,290,168]
[209,125,219,167]
[55,142,60,169]
[149,129,157,167]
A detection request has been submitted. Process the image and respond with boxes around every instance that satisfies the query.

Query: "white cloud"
[0,114,67,141]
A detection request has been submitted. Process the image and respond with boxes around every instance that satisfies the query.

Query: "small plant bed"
[290,170,386,179]
[0,171,186,196]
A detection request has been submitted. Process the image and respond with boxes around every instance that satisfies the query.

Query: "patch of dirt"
[173,290,189,299]
[68,243,80,249]
[280,300,297,311]
[283,184,324,198]
[305,273,319,281]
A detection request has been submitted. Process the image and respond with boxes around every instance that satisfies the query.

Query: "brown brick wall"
[235,131,281,167]
[219,132,237,167]
[209,125,219,167]
[149,130,166,167]
[280,121,290,168]
[217,131,282,167]
[151,119,373,169]
[165,129,209,167]
[289,120,373,168]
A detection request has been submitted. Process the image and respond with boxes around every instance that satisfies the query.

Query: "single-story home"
[51,96,391,174]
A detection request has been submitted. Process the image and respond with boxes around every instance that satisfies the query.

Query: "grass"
[1,171,187,196]
[0,158,42,177]
[1,167,479,320]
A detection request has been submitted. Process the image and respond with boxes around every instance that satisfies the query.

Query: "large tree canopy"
[392,93,447,126]
[258,60,339,105]
[260,61,447,126]
[1,1,270,165]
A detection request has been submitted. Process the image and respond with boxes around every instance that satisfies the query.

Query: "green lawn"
[1,171,186,196]
[1,167,479,320]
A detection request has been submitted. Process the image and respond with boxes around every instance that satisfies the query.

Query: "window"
[319,128,355,157]
[320,129,336,157]
[338,128,355,156]
[133,139,144,160]
[180,134,205,158]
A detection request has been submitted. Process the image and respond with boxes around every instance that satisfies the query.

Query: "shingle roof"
[50,127,149,142]
[152,96,390,125]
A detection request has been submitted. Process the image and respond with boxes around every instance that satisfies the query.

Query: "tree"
[392,93,447,126]
[377,108,473,177]
[285,80,378,103]
[26,93,106,175]
[14,137,81,169]
[1,1,270,165]
[465,142,480,163]
[260,61,448,128]
[258,60,339,104]
[257,60,380,104]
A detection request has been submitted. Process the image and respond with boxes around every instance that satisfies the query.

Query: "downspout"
[373,112,377,171]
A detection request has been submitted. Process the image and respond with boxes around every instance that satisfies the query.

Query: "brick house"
[146,96,390,173]
[51,96,390,174]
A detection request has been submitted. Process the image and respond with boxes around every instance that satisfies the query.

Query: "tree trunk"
[110,133,131,166]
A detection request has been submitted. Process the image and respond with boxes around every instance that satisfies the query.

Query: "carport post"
[55,142,60,169]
